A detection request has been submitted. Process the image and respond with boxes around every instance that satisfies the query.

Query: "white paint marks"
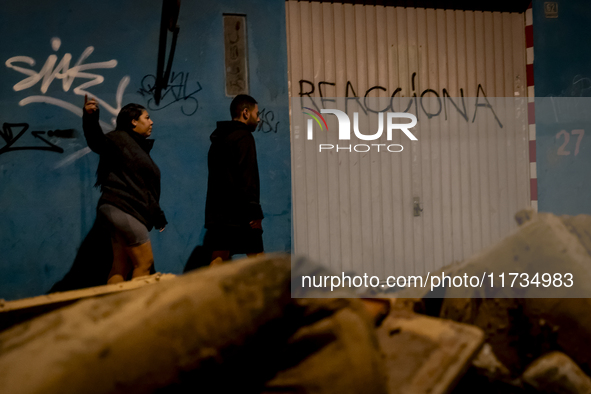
[5,38,130,121]
[18,95,112,131]
[5,38,131,165]
[51,37,61,51]
[54,147,91,169]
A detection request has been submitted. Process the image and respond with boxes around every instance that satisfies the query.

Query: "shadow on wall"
[183,244,212,273]
[50,220,209,293]
[49,219,113,293]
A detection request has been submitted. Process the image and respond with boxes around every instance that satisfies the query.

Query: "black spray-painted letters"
[0,123,70,156]
[138,71,202,116]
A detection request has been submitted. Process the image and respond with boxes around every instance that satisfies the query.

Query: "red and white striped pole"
[526,2,537,211]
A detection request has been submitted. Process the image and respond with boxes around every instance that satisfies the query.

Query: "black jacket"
[83,110,167,231]
[205,120,263,228]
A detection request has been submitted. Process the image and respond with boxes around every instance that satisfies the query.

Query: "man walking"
[204,94,264,264]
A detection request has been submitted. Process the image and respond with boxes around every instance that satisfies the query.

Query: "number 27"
[557,129,584,156]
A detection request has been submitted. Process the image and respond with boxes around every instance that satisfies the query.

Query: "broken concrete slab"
[440,298,530,373]
[443,212,591,298]
[397,211,591,300]
[0,255,295,394]
[436,212,591,374]
[0,273,176,331]
[522,298,591,377]
[440,297,591,378]
[452,343,526,393]
[376,311,484,394]
[0,254,388,394]
[262,298,388,394]
[560,214,591,258]
[472,343,512,382]
[381,211,591,390]
[522,351,591,394]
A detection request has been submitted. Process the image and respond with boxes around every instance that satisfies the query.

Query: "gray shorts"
[98,204,150,247]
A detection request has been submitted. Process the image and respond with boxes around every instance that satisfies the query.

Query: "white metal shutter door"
[287,1,529,277]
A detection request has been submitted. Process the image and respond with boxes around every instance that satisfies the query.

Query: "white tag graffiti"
[5,37,130,127]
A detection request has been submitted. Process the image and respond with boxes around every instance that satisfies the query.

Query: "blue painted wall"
[0,0,291,300]
[533,0,591,214]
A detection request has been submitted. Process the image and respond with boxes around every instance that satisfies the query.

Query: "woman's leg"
[126,240,154,279]
[99,204,152,282]
[107,236,132,284]
[211,250,231,265]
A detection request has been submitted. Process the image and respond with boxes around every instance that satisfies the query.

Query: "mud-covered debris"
[376,311,484,394]
[472,343,512,381]
[522,351,591,394]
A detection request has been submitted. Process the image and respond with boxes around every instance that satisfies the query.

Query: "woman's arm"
[82,95,107,154]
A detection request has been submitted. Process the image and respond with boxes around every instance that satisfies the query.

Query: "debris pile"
[1,210,590,393]
[392,210,591,393]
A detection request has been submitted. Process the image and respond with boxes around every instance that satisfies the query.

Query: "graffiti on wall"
[555,75,591,97]
[138,71,202,116]
[5,37,129,129]
[3,37,132,165]
[298,72,504,128]
[0,123,75,156]
[256,107,279,134]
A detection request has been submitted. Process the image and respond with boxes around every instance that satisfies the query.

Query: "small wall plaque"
[544,2,558,18]
[223,14,249,96]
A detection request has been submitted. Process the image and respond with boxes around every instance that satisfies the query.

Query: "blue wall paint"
[533,0,591,215]
[0,0,290,300]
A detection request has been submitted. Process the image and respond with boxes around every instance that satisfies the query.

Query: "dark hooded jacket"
[82,110,167,231]
[205,120,263,228]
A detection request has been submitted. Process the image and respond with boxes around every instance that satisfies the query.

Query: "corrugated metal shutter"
[287,1,529,276]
